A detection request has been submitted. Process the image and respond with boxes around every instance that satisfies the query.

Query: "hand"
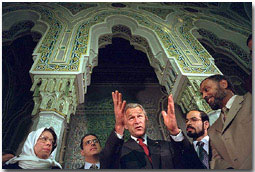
[2,154,14,163]
[112,90,126,135]
[162,94,180,135]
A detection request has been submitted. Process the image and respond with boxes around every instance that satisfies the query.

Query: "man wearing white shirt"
[161,93,210,169]
[79,134,101,169]
[200,74,252,169]
[170,110,211,169]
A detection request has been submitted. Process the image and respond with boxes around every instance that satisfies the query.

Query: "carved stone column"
[29,74,78,162]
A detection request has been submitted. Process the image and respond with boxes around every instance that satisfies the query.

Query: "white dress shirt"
[171,130,209,155]
[84,161,100,169]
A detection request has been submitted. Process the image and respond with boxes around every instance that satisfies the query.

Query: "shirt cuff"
[115,131,124,139]
[170,129,184,142]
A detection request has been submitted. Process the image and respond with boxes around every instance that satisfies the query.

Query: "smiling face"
[81,135,101,158]
[34,131,54,159]
[200,79,226,110]
[124,107,148,138]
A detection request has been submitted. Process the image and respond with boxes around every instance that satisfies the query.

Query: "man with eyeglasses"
[165,96,211,169]
[79,133,101,169]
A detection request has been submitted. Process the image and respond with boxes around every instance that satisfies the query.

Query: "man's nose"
[134,117,139,123]
[202,92,207,99]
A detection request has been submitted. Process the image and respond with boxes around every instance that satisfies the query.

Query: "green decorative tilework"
[178,15,219,73]
[197,28,251,69]
[70,9,218,73]
[57,2,97,15]
[4,5,220,73]
[139,6,175,20]
[200,15,250,36]
[3,5,63,71]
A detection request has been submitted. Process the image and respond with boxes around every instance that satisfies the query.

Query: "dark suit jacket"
[170,133,210,169]
[100,130,186,169]
[208,93,252,169]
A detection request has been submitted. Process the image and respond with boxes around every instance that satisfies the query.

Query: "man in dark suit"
[200,74,252,169]
[100,90,204,169]
[79,134,101,169]
[162,96,210,169]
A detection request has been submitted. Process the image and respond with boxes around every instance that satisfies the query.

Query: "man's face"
[124,107,148,138]
[81,135,101,158]
[34,131,54,159]
[200,79,226,110]
[185,111,205,139]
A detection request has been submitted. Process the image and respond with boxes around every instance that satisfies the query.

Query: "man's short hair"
[80,133,100,150]
[201,74,235,93]
[124,103,147,116]
[247,34,252,46]
[44,127,57,153]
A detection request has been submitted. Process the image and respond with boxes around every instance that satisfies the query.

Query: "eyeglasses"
[38,135,56,146]
[84,139,99,145]
[185,117,202,124]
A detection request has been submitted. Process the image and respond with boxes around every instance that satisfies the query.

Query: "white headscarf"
[5,127,62,169]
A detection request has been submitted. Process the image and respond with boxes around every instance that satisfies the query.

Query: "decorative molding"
[30,75,78,123]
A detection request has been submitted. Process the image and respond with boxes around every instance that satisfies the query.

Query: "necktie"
[221,107,229,121]
[90,164,98,169]
[196,141,209,169]
[137,138,152,164]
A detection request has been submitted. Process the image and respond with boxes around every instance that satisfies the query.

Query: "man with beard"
[200,74,252,169]
[162,94,210,169]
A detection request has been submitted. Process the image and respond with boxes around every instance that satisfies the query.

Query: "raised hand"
[161,94,180,135]
[112,90,126,135]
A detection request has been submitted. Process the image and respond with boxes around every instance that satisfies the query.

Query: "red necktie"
[137,138,152,164]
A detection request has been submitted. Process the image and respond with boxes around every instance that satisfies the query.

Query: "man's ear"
[219,79,228,89]
[204,121,210,130]
[81,150,84,156]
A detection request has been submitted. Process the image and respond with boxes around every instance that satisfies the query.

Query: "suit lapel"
[212,116,224,133]
[147,138,161,168]
[222,95,244,133]
[125,138,152,168]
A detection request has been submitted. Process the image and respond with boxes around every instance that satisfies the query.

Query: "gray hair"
[124,103,147,116]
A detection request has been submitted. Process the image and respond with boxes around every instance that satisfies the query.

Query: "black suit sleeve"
[170,134,206,169]
[100,130,124,169]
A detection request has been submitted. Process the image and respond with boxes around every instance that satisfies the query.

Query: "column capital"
[30,74,78,123]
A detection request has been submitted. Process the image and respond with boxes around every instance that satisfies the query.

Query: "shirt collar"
[193,135,209,154]
[131,134,148,145]
[225,95,237,109]
[84,161,100,169]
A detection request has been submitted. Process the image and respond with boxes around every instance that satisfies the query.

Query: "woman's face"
[34,131,54,159]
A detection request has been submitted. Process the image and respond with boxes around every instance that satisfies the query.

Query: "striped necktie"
[89,164,98,169]
[196,141,209,169]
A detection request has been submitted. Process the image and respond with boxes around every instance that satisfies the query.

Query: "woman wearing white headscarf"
[3,127,62,169]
